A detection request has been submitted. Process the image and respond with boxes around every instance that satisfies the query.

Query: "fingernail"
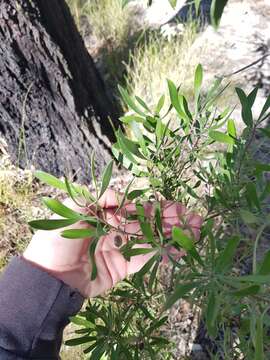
[114,235,123,248]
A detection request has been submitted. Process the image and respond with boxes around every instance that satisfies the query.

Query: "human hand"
[24,190,202,297]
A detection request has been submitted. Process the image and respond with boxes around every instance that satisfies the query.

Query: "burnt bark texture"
[0,0,120,183]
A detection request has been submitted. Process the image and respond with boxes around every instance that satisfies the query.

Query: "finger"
[161,200,186,218]
[186,213,203,240]
[98,233,128,286]
[120,202,154,218]
[98,189,129,209]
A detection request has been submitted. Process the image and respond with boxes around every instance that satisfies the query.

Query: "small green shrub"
[30,66,270,359]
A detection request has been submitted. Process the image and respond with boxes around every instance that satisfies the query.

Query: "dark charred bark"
[0,0,120,183]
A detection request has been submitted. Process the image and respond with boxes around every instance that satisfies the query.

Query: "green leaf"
[136,254,159,278]
[90,343,106,360]
[216,236,240,272]
[259,95,270,120]
[42,197,83,219]
[194,0,201,14]
[240,210,259,225]
[99,160,113,199]
[255,316,264,360]
[168,0,177,9]
[172,227,203,266]
[140,221,156,244]
[246,182,260,210]
[247,87,259,108]
[116,131,139,165]
[172,227,193,251]
[120,115,144,124]
[64,177,84,207]
[227,119,236,138]
[70,316,95,328]
[118,85,146,117]
[29,218,78,230]
[232,285,260,297]
[237,275,270,284]
[135,95,151,113]
[164,283,197,310]
[130,120,148,155]
[194,64,203,110]
[154,204,163,239]
[206,291,219,337]
[149,257,160,291]
[91,152,98,196]
[35,171,66,191]
[89,236,99,281]
[235,87,253,127]
[255,162,270,175]
[122,247,155,261]
[210,0,228,28]
[258,250,270,275]
[209,130,234,145]
[61,228,96,239]
[155,94,165,114]
[65,336,95,346]
[167,79,181,115]
[127,189,148,201]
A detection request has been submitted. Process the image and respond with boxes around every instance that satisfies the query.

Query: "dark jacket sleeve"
[0,257,84,359]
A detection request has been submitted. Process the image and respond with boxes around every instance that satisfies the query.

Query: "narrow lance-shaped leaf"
[210,0,228,28]
[167,79,182,115]
[135,95,151,113]
[155,94,165,115]
[35,171,66,191]
[194,64,203,111]
[122,247,156,261]
[42,197,84,219]
[209,130,234,145]
[65,336,96,346]
[65,177,85,207]
[118,85,146,117]
[127,188,148,201]
[258,250,270,275]
[172,227,203,266]
[136,254,159,278]
[99,160,113,199]
[89,236,99,281]
[194,0,201,14]
[69,316,95,328]
[206,291,219,337]
[164,283,197,310]
[246,182,260,210]
[61,228,96,239]
[91,152,98,198]
[232,285,260,298]
[240,210,258,225]
[255,316,264,360]
[247,87,259,108]
[235,87,253,127]
[216,236,240,272]
[149,257,160,291]
[29,218,78,230]
[168,0,177,9]
[259,94,270,120]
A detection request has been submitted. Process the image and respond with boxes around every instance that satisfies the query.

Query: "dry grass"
[125,24,199,110]
[0,153,35,269]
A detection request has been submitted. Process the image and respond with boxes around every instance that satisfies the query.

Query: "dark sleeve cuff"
[0,256,84,359]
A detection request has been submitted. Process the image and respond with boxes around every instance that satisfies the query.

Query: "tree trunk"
[0,0,120,183]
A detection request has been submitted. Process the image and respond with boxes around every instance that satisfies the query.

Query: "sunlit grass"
[125,24,199,110]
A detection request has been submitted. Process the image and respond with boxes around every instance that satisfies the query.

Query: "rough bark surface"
[0,0,120,183]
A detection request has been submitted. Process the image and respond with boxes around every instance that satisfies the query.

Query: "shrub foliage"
[30,65,270,359]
